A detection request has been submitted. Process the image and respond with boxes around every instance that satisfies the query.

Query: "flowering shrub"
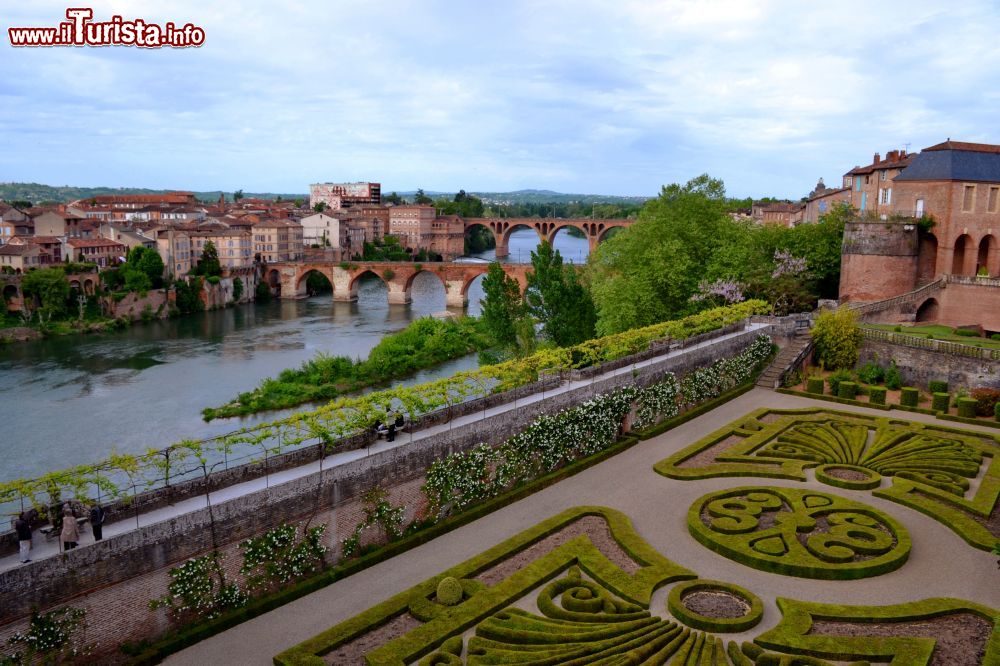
[240,523,327,592]
[679,334,773,409]
[149,551,247,620]
[5,607,91,664]
[634,373,680,430]
[341,487,406,558]
[690,279,745,304]
[772,250,808,278]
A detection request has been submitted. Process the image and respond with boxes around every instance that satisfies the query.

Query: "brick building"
[309,182,381,210]
[188,229,254,269]
[253,218,304,262]
[388,205,435,250]
[66,238,127,267]
[842,149,914,215]
[802,178,851,223]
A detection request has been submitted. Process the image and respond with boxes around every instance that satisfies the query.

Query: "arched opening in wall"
[463,223,497,258]
[83,278,95,296]
[296,269,333,298]
[502,224,544,264]
[266,269,281,297]
[68,279,81,294]
[977,235,997,276]
[406,270,446,315]
[350,270,389,307]
[550,226,590,264]
[951,234,972,276]
[917,233,938,284]
[915,297,940,322]
[2,283,18,310]
[464,273,487,316]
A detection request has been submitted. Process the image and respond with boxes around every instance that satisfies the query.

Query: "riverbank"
[202,316,492,420]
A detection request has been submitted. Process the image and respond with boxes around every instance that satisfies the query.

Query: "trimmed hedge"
[806,377,824,395]
[928,380,948,394]
[997,402,1000,422]
[931,392,950,413]
[814,464,882,491]
[958,397,978,418]
[868,386,886,405]
[899,387,919,407]
[667,579,763,633]
[687,486,911,580]
[837,381,857,400]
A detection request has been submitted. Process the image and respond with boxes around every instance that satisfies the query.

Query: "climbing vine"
[240,523,327,592]
[341,487,406,558]
[3,607,91,665]
[149,551,247,620]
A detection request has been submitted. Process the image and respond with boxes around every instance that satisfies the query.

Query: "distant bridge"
[463,217,632,258]
[265,261,533,307]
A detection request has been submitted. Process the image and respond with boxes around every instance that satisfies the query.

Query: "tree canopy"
[526,241,597,347]
[22,267,70,320]
[479,262,523,347]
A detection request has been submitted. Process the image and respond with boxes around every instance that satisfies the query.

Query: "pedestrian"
[394,413,405,430]
[61,506,80,551]
[387,420,396,442]
[14,512,32,563]
[89,503,106,542]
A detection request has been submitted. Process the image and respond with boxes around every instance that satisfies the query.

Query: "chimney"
[873,152,881,164]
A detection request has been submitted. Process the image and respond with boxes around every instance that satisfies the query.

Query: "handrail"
[849,279,943,318]
[861,328,1000,361]
[778,339,815,387]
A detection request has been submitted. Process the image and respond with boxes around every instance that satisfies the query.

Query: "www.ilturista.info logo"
[8,8,205,48]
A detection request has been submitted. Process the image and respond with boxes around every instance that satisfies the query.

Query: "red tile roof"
[923,140,1000,154]
[67,238,127,249]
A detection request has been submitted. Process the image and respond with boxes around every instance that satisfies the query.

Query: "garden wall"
[859,339,1000,390]
[0,325,770,660]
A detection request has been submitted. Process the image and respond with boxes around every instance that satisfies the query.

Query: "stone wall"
[859,339,1000,390]
[0,326,769,660]
[839,222,919,302]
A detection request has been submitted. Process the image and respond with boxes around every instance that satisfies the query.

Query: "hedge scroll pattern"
[273,506,999,665]
[656,407,1000,551]
[688,487,911,580]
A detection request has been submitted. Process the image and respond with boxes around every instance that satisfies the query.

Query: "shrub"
[995,402,1000,422]
[806,377,824,395]
[928,380,949,394]
[884,360,903,390]
[837,381,857,400]
[970,388,1000,416]
[810,307,863,369]
[857,362,885,385]
[991,333,1000,341]
[206,275,221,285]
[436,577,463,606]
[957,397,979,418]
[900,387,919,407]
[826,369,854,396]
[893,325,902,332]
[954,328,980,337]
[868,386,887,405]
[931,392,950,413]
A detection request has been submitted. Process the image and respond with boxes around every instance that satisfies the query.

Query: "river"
[0,229,591,483]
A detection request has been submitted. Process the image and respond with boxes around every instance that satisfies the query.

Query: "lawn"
[865,322,1000,349]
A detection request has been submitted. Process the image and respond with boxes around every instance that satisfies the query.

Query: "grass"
[865,323,1000,349]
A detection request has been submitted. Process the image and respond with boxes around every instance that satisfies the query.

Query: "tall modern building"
[309,182,381,210]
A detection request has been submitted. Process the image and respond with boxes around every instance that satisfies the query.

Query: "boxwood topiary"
[996,402,1000,422]
[868,386,886,405]
[900,387,919,407]
[435,576,463,606]
[928,380,948,394]
[806,377,824,395]
[932,392,950,413]
[957,397,978,418]
[837,381,857,400]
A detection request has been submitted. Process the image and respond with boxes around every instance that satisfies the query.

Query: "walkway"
[0,323,767,574]
[165,388,1000,664]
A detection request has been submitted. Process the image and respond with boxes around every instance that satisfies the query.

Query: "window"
[855,178,861,191]
[880,170,887,182]
[845,177,853,188]
[916,198,924,216]
[879,188,892,205]
[963,185,976,212]
[989,187,999,213]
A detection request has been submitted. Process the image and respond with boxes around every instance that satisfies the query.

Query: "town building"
[842,150,914,215]
[188,229,254,269]
[253,218,304,262]
[156,229,193,279]
[98,224,157,252]
[33,211,91,238]
[65,238,127,267]
[0,243,42,273]
[309,182,381,210]
[73,192,198,210]
[759,202,804,227]
[0,203,31,244]
[299,213,341,249]
[387,205,435,250]
[7,236,62,264]
[802,178,851,223]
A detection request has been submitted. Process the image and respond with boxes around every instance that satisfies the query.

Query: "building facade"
[309,182,381,210]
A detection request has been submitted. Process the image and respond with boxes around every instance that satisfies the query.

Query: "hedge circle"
[435,576,463,606]
[815,463,882,490]
[667,579,763,633]
[687,486,911,580]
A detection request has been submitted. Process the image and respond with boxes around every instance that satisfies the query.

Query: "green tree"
[196,241,223,278]
[22,267,70,321]
[526,241,597,346]
[414,188,433,205]
[313,201,328,213]
[174,277,205,314]
[480,262,523,347]
[382,191,403,205]
[120,246,164,291]
[232,276,244,301]
[810,306,863,370]
[233,189,244,202]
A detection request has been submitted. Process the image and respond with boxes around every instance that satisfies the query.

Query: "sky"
[2,1,999,198]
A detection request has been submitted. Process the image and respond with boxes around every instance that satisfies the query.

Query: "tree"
[195,241,222,278]
[810,306,863,370]
[480,262,523,347]
[120,246,164,292]
[22,267,70,321]
[313,201,328,213]
[232,277,244,302]
[414,188,433,205]
[233,189,244,203]
[174,277,205,314]
[526,241,597,346]
[382,192,403,205]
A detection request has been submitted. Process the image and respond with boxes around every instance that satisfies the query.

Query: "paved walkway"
[1,323,767,574]
[166,388,1000,665]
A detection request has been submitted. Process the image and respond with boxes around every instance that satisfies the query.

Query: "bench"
[38,516,88,540]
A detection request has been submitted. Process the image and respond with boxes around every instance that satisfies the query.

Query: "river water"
[0,229,590,482]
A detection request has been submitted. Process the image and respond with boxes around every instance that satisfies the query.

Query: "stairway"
[756,332,813,389]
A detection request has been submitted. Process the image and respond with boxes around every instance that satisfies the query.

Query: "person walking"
[61,506,80,551]
[387,418,396,443]
[14,513,32,563]
[89,504,106,542]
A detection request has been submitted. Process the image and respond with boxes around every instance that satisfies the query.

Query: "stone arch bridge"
[463,217,632,259]
[266,261,533,307]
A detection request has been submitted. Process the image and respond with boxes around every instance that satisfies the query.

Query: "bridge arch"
[347,269,390,303]
[463,222,498,256]
[403,268,446,293]
[915,297,940,322]
[294,267,334,298]
[2,283,20,309]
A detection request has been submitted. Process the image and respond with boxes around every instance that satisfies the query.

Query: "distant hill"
[0,183,307,205]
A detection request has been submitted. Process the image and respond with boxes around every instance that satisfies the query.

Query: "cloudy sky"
[2,1,999,198]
